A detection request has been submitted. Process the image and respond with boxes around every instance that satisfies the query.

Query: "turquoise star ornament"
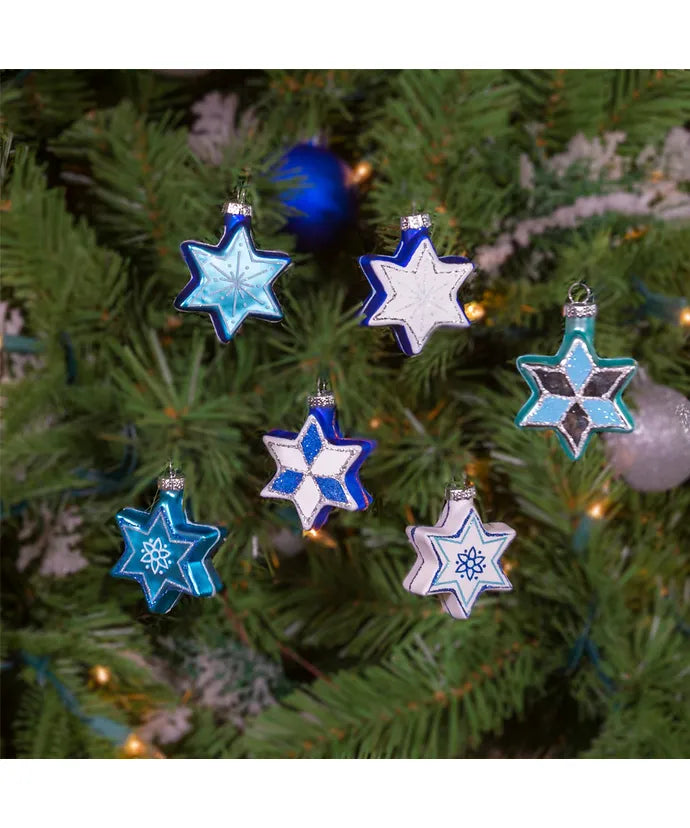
[175,200,291,343]
[515,283,637,461]
[112,467,226,614]
[403,483,515,620]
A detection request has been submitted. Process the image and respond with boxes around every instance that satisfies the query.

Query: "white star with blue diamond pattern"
[261,415,364,530]
[404,496,514,620]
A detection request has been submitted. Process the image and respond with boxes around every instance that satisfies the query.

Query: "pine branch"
[237,626,546,758]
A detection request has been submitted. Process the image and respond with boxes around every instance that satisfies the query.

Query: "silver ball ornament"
[604,370,690,492]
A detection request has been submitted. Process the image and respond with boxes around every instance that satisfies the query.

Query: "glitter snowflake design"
[361,237,474,356]
[455,546,486,581]
[140,537,172,575]
[176,222,290,343]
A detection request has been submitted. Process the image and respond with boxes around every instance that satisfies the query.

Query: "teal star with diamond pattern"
[515,313,636,460]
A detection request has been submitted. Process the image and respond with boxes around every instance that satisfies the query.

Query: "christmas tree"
[1,69,689,759]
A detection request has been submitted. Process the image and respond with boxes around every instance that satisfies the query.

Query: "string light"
[349,160,373,186]
[89,665,112,687]
[623,225,648,242]
[369,417,382,429]
[303,528,337,548]
[679,307,690,327]
[123,733,146,758]
[464,301,486,322]
[465,461,479,478]
[165,315,183,330]
[586,500,607,520]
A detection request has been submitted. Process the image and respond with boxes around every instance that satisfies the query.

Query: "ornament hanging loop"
[568,282,593,304]
[564,281,597,318]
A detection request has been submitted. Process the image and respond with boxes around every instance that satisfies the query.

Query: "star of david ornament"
[403,483,515,620]
[112,466,226,614]
[261,382,375,531]
[515,283,637,461]
[175,199,291,343]
[358,212,475,356]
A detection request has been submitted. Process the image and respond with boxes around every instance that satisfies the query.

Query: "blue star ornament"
[261,387,375,531]
[112,470,225,614]
[175,202,291,343]
[404,485,515,620]
[359,213,474,356]
[515,289,636,460]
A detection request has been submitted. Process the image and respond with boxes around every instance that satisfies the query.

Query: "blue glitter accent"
[525,396,572,425]
[564,340,594,392]
[301,423,322,465]
[271,469,304,494]
[582,398,620,427]
[314,476,348,503]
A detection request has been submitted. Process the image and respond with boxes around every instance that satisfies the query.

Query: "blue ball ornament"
[272,143,357,250]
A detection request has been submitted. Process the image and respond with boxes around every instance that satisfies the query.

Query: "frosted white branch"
[188,92,259,166]
[138,707,192,745]
[17,504,87,576]
[476,127,690,274]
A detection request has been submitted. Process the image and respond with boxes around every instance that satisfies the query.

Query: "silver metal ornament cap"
[308,379,336,409]
[563,282,597,318]
[445,483,476,501]
[223,201,253,217]
[158,464,185,491]
[400,213,432,231]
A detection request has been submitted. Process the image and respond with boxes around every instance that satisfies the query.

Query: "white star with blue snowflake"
[261,415,364,531]
[404,498,514,620]
[176,225,289,343]
[516,336,636,460]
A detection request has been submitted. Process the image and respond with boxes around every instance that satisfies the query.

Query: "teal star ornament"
[515,284,637,461]
[112,468,225,614]
[175,201,291,343]
[404,484,515,620]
